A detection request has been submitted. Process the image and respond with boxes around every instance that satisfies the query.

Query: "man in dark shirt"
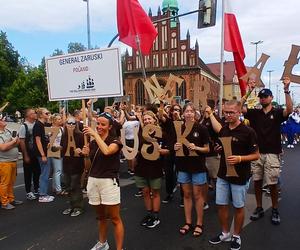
[33,108,54,203]
[242,77,292,226]
[207,100,259,250]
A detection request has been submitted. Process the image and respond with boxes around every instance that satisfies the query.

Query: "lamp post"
[267,70,274,90]
[251,40,263,64]
[83,0,91,50]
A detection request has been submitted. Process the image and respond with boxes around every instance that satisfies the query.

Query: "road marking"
[14,184,25,188]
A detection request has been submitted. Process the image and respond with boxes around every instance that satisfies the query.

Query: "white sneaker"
[26,192,37,200]
[291,145,295,148]
[91,241,109,250]
[39,196,54,203]
[287,145,291,148]
[203,202,209,210]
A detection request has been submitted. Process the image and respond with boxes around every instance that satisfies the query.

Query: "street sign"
[46,47,123,101]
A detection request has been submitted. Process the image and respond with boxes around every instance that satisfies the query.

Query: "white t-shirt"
[123,120,140,140]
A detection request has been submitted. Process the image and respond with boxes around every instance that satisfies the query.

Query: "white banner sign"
[46,47,123,101]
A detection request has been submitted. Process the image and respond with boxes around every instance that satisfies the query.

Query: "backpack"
[23,123,35,155]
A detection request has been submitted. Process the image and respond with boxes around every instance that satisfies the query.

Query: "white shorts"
[87,177,121,206]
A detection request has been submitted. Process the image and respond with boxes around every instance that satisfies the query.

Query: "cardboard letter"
[120,126,139,160]
[45,127,61,158]
[193,80,210,110]
[241,53,270,87]
[281,44,300,83]
[143,75,164,103]
[141,124,162,161]
[174,121,198,157]
[162,74,184,103]
[65,126,79,157]
[219,137,239,177]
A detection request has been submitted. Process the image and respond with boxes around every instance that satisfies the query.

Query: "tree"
[0,31,22,103]
[68,42,86,53]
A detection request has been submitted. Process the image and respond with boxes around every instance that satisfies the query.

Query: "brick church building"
[123,0,220,105]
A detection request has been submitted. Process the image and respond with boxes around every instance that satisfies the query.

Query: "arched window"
[135,79,145,105]
[176,80,186,100]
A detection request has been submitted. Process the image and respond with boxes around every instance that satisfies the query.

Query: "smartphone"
[12,131,17,138]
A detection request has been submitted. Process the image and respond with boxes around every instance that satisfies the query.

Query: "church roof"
[162,0,179,12]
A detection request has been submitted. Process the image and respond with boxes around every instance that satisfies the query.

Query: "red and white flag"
[224,0,247,96]
[117,0,158,55]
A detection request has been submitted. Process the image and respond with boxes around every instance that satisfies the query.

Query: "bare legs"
[95,204,124,250]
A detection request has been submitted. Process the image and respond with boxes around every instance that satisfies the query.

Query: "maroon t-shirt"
[89,136,122,179]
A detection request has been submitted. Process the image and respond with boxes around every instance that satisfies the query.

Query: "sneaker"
[209,232,231,245]
[71,209,83,217]
[179,199,184,208]
[162,195,173,204]
[291,145,295,148]
[39,196,54,203]
[287,144,291,148]
[1,203,15,210]
[203,202,209,210]
[140,214,152,226]
[230,235,241,250]
[91,241,109,250]
[62,208,72,215]
[271,208,280,225]
[146,217,160,228]
[250,207,264,221]
[134,190,143,197]
[262,186,268,192]
[10,200,23,206]
[127,170,135,175]
[26,192,37,200]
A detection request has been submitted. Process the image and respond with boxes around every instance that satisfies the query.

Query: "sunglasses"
[224,111,238,116]
[67,122,76,125]
[99,112,113,119]
[173,108,181,112]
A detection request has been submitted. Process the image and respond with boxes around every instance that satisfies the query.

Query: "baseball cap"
[258,88,273,98]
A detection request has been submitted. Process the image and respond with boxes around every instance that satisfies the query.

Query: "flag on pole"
[224,0,247,96]
[117,0,158,55]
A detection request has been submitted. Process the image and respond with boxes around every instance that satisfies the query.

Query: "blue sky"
[1,0,300,104]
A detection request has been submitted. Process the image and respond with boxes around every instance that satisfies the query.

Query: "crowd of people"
[0,76,294,250]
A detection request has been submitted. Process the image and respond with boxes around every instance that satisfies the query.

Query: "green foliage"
[0,31,22,104]
[68,42,86,53]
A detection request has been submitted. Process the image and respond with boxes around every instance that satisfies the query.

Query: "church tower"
[162,0,179,28]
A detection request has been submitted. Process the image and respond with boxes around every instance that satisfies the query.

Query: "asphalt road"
[1,137,300,250]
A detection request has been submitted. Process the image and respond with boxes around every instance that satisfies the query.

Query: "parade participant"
[242,76,293,225]
[135,111,169,228]
[82,112,124,250]
[33,108,54,203]
[122,118,140,175]
[61,116,84,217]
[207,100,259,250]
[0,114,22,209]
[201,100,221,191]
[48,114,64,195]
[18,108,40,200]
[158,104,182,204]
[174,103,209,237]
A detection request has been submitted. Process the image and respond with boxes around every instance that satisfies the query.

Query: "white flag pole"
[219,0,225,118]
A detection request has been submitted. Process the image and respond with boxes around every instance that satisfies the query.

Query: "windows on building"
[176,80,186,100]
[135,79,145,105]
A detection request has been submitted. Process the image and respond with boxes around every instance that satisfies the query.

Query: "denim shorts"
[216,177,249,208]
[177,171,207,185]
